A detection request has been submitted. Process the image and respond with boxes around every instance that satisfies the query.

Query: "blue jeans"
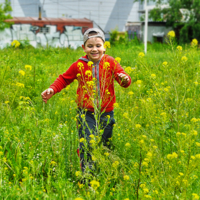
[77,109,115,172]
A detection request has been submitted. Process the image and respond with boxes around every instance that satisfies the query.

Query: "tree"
[0,0,12,31]
[137,0,200,43]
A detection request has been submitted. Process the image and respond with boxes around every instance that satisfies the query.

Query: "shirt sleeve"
[50,62,78,94]
[110,57,131,88]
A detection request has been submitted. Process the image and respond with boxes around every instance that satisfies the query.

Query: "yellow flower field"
[0,37,200,199]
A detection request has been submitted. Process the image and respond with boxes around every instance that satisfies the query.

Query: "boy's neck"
[87,54,104,65]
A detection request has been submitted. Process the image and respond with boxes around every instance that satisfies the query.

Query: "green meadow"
[1,39,200,200]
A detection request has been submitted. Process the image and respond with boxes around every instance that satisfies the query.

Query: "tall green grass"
[0,42,200,199]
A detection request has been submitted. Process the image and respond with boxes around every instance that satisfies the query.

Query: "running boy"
[41,28,131,172]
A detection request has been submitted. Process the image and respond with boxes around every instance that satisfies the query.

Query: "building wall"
[0,0,142,35]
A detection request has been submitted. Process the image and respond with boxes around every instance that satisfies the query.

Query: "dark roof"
[5,17,93,33]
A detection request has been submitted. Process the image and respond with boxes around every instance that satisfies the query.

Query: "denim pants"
[77,109,115,172]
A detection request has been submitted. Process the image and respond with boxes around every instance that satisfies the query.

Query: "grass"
[0,41,200,200]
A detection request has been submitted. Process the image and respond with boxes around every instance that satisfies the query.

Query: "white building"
[0,0,171,48]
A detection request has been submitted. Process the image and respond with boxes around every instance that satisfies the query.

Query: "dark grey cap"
[83,28,105,44]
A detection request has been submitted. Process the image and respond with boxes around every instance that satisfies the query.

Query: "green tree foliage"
[0,0,12,31]
[137,0,200,43]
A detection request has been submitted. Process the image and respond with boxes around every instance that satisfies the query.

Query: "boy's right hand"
[41,88,54,103]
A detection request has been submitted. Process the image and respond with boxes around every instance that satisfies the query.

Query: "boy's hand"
[117,73,130,85]
[41,88,54,103]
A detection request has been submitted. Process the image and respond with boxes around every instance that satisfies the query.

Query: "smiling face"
[82,37,105,64]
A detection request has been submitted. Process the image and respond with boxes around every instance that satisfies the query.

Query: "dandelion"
[25,65,32,70]
[177,46,182,51]
[138,52,145,58]
[194,81,198,85]
[167,30,175,38]
[104,41,111,48]
[19,70,25,76]
[88,61,93,67]
[115,57,121,63]
[5,101,9,104]
[123,175,130,181]
[181,56,188,62]
[191,39,198,47]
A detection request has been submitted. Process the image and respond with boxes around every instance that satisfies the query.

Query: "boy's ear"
[82,45,85,52]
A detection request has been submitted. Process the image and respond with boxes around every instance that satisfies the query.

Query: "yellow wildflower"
[191,38,198,47]
[125,143,131,147]
[181,56,188,62]
[25,65,32,70]
[192,193,199,200]
[79,138,85,143]
[11,40,20,48]
[104,152,109,156]
[113,103,119,108]
[104,41,111,48]
[125,66,132,74]
[136,80,142,85]
[19,70,25,76]
[85,70,92,77]
[162,61,168,66]
[16,82,24,88]
[77,62,84,70]
[151,74,156,79]
[128,91,134,95]
[135,124,141,129]
[112,161,119,168]
[88,61,93,67]
[75,171,81,177]
[167,30,175,38]
[123,175,130,181]
[90,180,100,190]
[115,57,121,63]
[138,52,145,58]
[177,46,182,51]
[75,198,84,200]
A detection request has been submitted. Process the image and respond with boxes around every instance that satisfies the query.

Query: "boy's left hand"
[117,73,130,85]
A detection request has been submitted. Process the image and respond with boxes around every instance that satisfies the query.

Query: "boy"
[41,28,131,172]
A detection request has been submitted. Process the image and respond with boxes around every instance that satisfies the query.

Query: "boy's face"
[82,37,105,64]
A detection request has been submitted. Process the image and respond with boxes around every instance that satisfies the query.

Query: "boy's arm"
[50,63,78,94]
